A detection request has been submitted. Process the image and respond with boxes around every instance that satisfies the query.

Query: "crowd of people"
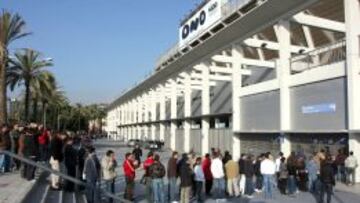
[0,123,102,203]
[1,125,360,203]
[120,147,358,203]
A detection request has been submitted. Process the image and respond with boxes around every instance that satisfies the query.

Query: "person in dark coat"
[49,132,64,189]
[132,144,142,163]
[167,151,178,202]
[243,155,255,197]
[179,154,193,203]
[319,155,336,203]
[64,137,77,192]
[18,127,38,180]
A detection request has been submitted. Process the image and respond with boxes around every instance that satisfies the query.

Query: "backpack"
[151,162,166,178]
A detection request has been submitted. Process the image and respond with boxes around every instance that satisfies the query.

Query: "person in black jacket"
[49,132,64,189]
[64,137,77,191]
[132,144,142,163]
[320,155,336,203]
[243,155,255,197]
[179,154,193,203]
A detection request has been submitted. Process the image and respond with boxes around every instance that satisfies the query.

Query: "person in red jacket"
[202,153,213,196]
[123,152,136,201]
[37,126,49,162]
[143,152,154,202]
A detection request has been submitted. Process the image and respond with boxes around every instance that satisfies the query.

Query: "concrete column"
[159,85,166,141]
[144,93,150,140]
[232,45,243,161]
[184,72,192,152]
[345,0,360,183]
[132,100,137,140]
[276,20,292,157]
[116,107,121,140]
[137,96,143,140]
[170,79,178,151]
[201,63,210,155]
[151,91,157,140]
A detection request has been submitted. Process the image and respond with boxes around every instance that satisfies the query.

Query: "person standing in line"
[243,155,255,198]
[179,154,193,203]
[143,151,155,202]
[132,144,142,163]
[278,157,288,195]
[9,124,20,170]
[287,151,298,197]
[275,152,284,189]
[123,153,137,201]
[306,155,319,193]
[83,146,101,203]
[167,151,179,202]
[261,153,276,199]
[225,155,240,197]
[64,137,78,192]
[149,154,166,203]
[202,153,213,197]
[101,150,117,203]
[0,124,11,172]
[319,155,336,203]
[345,151,358,186]
[335,149,347,183]
[254,154,264,193]
[238,154,246,195]
[37,125,49,162]
[49,132,63,189]
[18,127,38,180]
[210,152,225,199]
[77,140,87,191]
[194,157,205,202]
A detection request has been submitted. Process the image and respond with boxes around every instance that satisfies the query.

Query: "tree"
[7,48,53,122]
[30,70,56,123]
[0,10,30,125]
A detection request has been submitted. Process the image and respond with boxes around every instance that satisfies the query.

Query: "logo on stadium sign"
[179,0,223,48]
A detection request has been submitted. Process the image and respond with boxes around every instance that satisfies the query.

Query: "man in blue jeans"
[167,151,178,202]
[210,152,225,199]
[261,153,276,199]
[149,154,166,203]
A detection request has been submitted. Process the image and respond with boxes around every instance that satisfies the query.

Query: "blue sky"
[2,0,202,104]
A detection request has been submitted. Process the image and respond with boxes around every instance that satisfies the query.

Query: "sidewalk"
[0,172,35,203]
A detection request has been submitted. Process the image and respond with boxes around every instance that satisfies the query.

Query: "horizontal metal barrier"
[0,150,131,203]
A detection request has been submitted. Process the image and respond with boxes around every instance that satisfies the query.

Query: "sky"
[1,0,203,104]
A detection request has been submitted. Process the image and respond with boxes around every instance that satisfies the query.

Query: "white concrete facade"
[106,0,360,182]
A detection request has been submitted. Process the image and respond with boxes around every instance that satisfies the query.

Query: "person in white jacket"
[101,150,117,203]
[210,152,225,199]
[345,151,358,186]
[261,153,276,199]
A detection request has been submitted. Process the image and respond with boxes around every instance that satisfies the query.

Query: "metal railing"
[0,150,131,203]
[290,40,346,74]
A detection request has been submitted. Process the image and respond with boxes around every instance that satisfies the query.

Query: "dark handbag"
[140,174,147,185]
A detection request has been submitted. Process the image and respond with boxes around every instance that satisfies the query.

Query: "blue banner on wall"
[302,103,336,114]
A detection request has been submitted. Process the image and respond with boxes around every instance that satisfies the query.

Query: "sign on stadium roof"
[179,0,224,48]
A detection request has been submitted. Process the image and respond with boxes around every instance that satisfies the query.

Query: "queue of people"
[117,146,358,203]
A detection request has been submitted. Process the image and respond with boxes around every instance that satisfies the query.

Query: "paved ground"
[94,139,360,203]
[0,171,35,203]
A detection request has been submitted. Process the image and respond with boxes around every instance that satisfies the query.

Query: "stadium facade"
[105,0,360,182]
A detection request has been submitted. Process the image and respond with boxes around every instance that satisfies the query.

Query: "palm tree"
[7,48,53,122]
[0,10,30,125]
[30,71,56,123]
[46,87,68,130]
